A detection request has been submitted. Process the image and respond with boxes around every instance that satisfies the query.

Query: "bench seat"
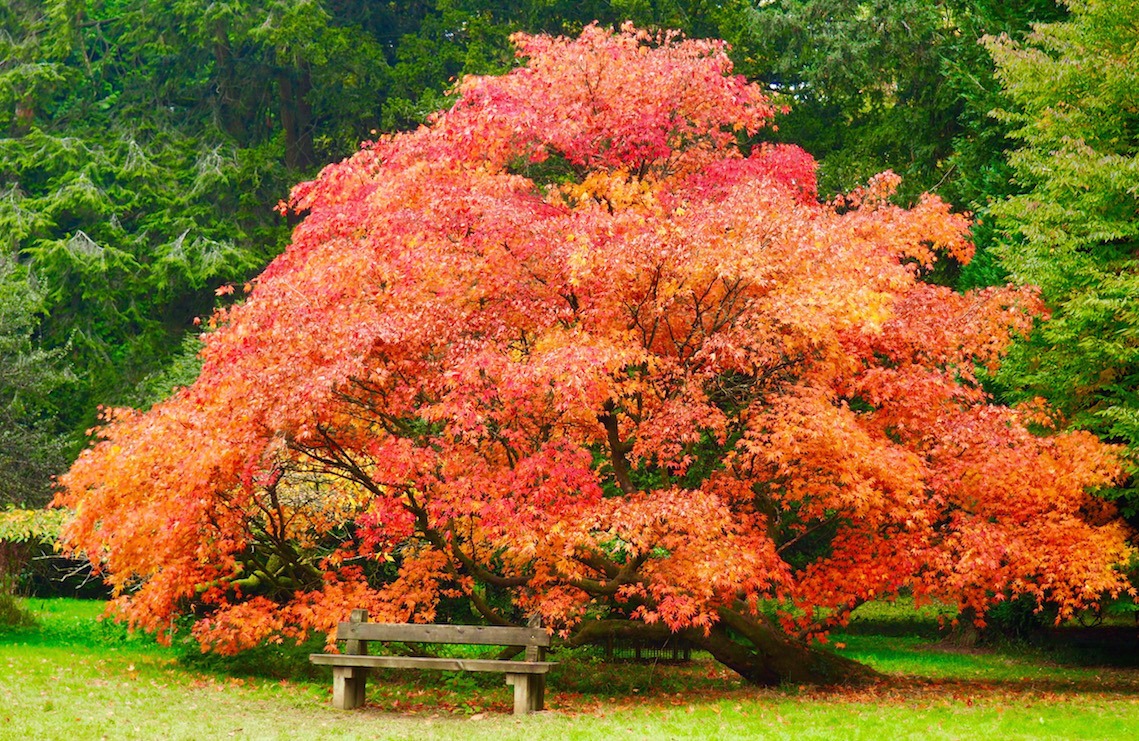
[309,654,553,674]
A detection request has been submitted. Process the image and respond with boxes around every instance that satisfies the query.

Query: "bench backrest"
[336,621,551,648]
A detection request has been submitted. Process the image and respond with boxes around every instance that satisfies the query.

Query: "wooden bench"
[309,609,554,715]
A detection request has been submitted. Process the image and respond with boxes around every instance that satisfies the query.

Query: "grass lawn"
[3,598,1139,739]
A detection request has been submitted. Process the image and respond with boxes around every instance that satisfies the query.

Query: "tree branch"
[599,400,635,494]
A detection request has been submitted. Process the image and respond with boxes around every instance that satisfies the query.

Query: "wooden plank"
[506,673,531,715]
[309,654,553,674]
[331,666,364,710]
[532,674,545,711]
[335,622,550,647]
[336,610,369,708]
[505,673,545,714]
[344,609,369,657]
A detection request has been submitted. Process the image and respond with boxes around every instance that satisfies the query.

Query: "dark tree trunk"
[565,608,877,687]
[212,37,246,142]
[709,606,875,685]
[278,66,316,171]
[13,98,34,135]
[942,605,982,648]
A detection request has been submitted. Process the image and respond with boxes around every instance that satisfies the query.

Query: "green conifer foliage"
[0,256,70,508]
[0,1,391,429]
[988,0,1139,512]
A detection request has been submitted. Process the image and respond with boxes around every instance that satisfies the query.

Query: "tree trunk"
[942,605,982,648]
[212,36,246,142]
[278,66,316,171]
[13,98,34,135]
[566,610,877,687]
[707,606,877,685]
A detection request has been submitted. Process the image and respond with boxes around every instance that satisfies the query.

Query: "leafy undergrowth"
[0,590,36,629]
[3,598,1139,739]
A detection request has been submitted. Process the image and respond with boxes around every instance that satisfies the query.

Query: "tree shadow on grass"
[874,672,1139,700]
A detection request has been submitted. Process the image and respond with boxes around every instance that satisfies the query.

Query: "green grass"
[3,598,1139,739]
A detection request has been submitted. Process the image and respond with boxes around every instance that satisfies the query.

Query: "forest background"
[2,0,1137,601]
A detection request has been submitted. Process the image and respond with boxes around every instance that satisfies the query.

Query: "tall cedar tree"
[58,26,1132,685]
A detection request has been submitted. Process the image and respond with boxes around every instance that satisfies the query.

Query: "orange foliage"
[57,25,1130,660]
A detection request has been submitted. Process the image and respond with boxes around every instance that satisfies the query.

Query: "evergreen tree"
[988,0,1139,513]
[0,254,70,508]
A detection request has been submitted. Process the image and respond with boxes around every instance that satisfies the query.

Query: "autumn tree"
[58,26,1132,685]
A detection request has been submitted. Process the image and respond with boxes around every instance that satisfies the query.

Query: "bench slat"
[309,654,554,674]
[335,622,550,647]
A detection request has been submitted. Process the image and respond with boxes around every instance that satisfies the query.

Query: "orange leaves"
[836,175,973,268]
[631,384,727,476]
[860,283,1043,377]
[562,170,662,214]
[580,487,789,632]
[926,407,1121,522]
[790,528,933,633]
[740,385,928,527]
[191,597,287,655]
[921,511,1133,624]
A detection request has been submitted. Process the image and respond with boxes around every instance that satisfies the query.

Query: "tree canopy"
[57,26,1132,684]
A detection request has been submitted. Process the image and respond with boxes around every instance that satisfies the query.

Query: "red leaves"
[446,23,779,176]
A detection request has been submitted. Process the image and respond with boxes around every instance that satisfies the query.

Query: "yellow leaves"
[267,471,375,548]
[566,242,590,288]
[562,170,660,213]
[0,507,67,546]
[851,289,895,333]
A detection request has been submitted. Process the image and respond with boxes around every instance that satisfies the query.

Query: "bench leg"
[530,674,545,712]
[332,666,366,710]
[505,673,544,715]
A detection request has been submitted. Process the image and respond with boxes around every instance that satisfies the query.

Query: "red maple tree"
[57,25,1131,684]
